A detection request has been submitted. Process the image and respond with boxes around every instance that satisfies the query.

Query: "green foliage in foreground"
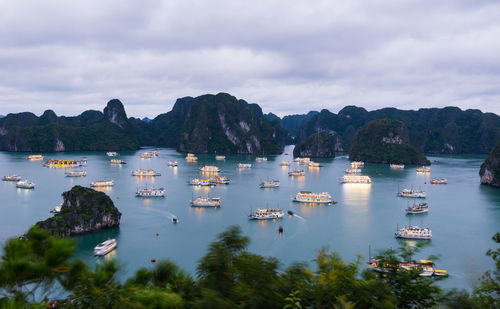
[0,227,498,308]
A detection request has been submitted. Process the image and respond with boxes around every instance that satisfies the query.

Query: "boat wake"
[293,214,305,221]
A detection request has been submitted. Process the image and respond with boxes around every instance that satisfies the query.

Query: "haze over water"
[1,145,499,291]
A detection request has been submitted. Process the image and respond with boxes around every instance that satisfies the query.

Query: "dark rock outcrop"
[295,106,500,154]
[293,132,337,158]
[480,140,500,188]
[36,186,121,237]
[349,119,430,165]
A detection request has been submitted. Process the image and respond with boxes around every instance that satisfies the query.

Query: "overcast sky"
[1,0,499,118]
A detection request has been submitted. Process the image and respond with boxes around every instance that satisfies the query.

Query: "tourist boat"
[3,174,22,181]
[106,152,119,157]
[153,150,158,156]
[49,205,62,213]
[200,165,221,173]
[248,208,284,220]
[237,163,252,168]
[90,180,114,187]
[288,169,305,176]
[43,159,84,168]
[345,168,361,174]
[28,154,43,161]
[190,197,221,207]
[405,202,429,214]
[292,191,335,204]
[65,170,86,177]
[255,157,268,162]
[416,166,431,173]
[187,178,213,186]
[136,187,165,197]
[397,189,426,198]
[341,175,372,183]
[185,153,198,162]
[131,169,161,176]
[308,161,321,167]
[110,159,126,164]
[210,175,230,184]
[94,239,117,256]
[294,157,311,164]
[168,161,178,167]
[350,161,364,168]
[367,258,446,277]
[215,155,226,160]
[431,178,447,184]
[140,152,153,159]
[16,180,35,189]
[279,161,291,166]
[259,180,280,188]
[394,225,432,240]
[390,164,405,169]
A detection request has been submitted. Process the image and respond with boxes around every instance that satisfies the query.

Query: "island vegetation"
[349,119,431,165]
[293,132,337,158]
[36,186,121,237]
[0,226,498,308]
[480,139,500,188]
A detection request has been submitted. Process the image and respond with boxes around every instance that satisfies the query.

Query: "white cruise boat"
[345,168,361,174]
[200,165,221,173]
[431,178,447,184]
[131,169,161,176]
[90,180,114,187]
[190,197,221,207]
[28,154,43,161]
[294,157,311,164]
[308,162,321,167]
[390,164,405,169]
[341,175,372,183]
[237,163,252,168]
[110,159,126,164]
[279,161,291,166]
[187,178,213,186]
[259,180,280,188]
[43,159,84,168]
[65,170,87,177]
[136,187,165,197]
[350,161,364,168]
[106,152,119,157]
[397,189,426,198]
[3,174,22,181]
[293,191,335,204]
[210,175,230,184]
[416,166,431,173]
[16,180,35,189]
[255,157,268,162]
[215,155,226,160]
[288,169,305,176]
[248,208,284,220]
[94,239,117,256]
[405,202,429,214]
[168,161,178,167]
[140,152,153,159]
[185,153,198,162]
[395,226,432,240]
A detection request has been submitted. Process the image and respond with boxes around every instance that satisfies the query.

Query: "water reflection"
[342,183,372,210]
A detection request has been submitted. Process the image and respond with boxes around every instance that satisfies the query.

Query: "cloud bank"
[0,0,499,117]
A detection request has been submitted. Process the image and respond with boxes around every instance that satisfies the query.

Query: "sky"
[1,0,500,118]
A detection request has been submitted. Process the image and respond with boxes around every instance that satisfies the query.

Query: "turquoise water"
[1,146,499,291]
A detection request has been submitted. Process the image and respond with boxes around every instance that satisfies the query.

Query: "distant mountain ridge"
[296,106,500,154]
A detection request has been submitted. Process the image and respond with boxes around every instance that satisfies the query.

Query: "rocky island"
[293,132,337,158]
[479,140,500,188]
[36,186,121,237]
[349,119,430,165]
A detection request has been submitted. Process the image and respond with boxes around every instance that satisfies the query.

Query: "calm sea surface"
[1,146,499,291]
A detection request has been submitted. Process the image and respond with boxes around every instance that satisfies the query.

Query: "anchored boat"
[131,169,161,176]
[288,169,305,176]
[200,165,221,173]
[431,178,447,184]
[248,208,284,220]
[279,161,291,166]
[210,175,230,184]
[16,180,35,189]
[90,180,114,187]
[3,174,22,181]
[140,152,153,159]
[110,159,126,164]
[390,164,405,169]
[293,191,335,204]
[190,197,221,207]
[168,161,178,167]
[136,187,165,197]
[185,153,198,162]
[187,178,213,186]
[94,239,117,256]
[341,175,372,183]
[259,180,280,188]
[394,225,432,240]
[397,189,426,198]
[106,152,119,157]
[28,154,43,161]
[405,202,429,214]
[65,170,86,177]
[237,163,252,168]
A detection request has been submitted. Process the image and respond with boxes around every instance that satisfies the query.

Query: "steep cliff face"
[293,132,336,158]
[349,119,430,165]
[479,140,500,188]
[36,186,121,237]
[0,100,139,152]
[136,93,288,154]
[295,106,500,154]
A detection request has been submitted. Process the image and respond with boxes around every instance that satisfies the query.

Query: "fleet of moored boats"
[3,151,449,274]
